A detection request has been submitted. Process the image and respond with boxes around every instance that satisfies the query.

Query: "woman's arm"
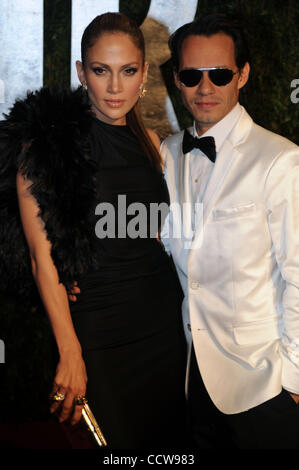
[16,170,87,424]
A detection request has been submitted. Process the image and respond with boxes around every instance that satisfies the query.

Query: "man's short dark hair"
[169,13,250,71]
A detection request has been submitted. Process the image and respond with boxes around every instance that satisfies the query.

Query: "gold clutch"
[78,397,107,447]
[49,392,107,447]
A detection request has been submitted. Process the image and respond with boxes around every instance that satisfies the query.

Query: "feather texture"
[0,87,100,303]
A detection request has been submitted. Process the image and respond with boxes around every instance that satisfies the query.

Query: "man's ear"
[76,60,86,85]
[238,62,250,90]
[174,71,183,90]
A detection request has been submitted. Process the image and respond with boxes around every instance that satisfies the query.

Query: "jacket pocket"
[213,202,256,221]
[233,316,283,345]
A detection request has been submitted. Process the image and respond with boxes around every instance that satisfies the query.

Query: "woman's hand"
[290,392,299,404]
[68,281,81,302]
[50,350,88,425]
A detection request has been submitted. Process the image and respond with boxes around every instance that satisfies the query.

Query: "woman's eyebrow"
[89,61,140,68]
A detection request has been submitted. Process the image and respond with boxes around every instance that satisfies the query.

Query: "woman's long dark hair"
[81,12,162,172]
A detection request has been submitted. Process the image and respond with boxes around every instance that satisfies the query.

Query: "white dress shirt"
[189,102,242,204]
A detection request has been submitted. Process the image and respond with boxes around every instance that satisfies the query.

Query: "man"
[160,13,299,449]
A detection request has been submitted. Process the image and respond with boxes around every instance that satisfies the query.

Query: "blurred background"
[0,0,298,436]
[42,0,299,142]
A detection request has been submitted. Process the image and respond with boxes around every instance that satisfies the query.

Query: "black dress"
[70,118,187,449]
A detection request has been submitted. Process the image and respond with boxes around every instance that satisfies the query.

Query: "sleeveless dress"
[70,117,187,449]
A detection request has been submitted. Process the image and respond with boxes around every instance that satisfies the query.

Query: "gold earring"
[139,83,147,99]
[82,82,88,91]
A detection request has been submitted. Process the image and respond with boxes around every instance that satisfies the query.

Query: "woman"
[0,13,186,448]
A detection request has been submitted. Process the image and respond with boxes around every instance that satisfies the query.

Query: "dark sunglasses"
[178,67,239,87]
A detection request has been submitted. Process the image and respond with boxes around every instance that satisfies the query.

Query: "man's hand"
[290,392,299,404]
[68,281,81,302]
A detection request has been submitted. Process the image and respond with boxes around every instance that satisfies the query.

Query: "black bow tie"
[182,129,216,163]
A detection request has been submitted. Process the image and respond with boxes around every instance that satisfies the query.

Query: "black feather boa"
[0,86,100,303]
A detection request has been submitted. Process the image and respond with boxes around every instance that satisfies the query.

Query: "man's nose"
[196,71,215,94]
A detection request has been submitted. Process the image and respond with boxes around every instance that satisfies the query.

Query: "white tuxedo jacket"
[161,106,299,414]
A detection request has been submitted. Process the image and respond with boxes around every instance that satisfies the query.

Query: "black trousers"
[188,347,299,449]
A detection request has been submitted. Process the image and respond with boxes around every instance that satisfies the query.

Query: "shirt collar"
[193,103,242,153]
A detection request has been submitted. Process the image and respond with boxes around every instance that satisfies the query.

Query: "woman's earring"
[82,82,88,91]
[139,83,147,99]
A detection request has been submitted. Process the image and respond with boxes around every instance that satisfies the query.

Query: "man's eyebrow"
[181,65,229,69]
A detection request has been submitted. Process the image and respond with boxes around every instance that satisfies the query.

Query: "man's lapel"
[201,140,240,223]
[190,107,253,250]
[177,126,193,242]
